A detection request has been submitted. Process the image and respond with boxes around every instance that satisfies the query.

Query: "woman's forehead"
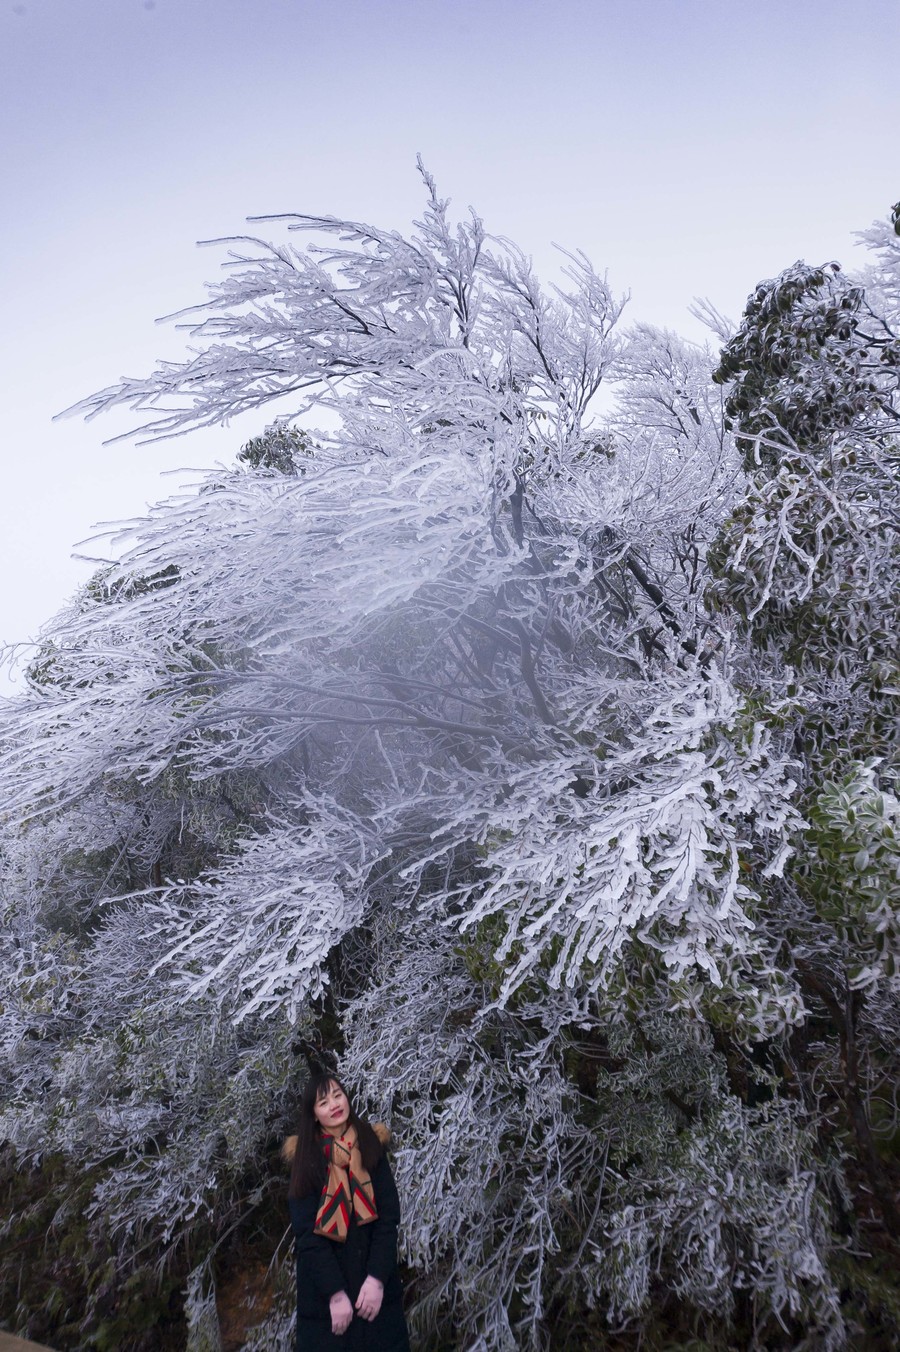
[316,1078,342,1100]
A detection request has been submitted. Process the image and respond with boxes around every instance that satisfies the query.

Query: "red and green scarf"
[314,1125,378,1242]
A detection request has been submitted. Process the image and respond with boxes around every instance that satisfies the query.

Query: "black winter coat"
[289,1154,411,1352]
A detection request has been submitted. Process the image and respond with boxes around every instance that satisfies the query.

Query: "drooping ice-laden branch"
[142,798,376,1023]
[61,163,624,448]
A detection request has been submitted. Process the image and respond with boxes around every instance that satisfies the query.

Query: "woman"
[285,1073,411,1351]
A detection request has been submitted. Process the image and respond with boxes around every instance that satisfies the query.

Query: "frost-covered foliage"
[1,176,899,1350]
[709,244,900,767]
[804,765,900,995]
[705,206,900,1258]
[599,1096,844,1345]
[184,1265,223,1352]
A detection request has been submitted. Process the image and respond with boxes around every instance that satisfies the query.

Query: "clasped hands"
[330,1276,384,1334]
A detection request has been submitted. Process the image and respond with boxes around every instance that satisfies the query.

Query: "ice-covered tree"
[1,173,898,1350]
[705,220,900,1247]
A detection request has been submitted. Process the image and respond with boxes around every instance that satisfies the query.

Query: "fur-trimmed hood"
[282,1121,391,1164]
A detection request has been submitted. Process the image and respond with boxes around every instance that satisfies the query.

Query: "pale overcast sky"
[2,0,898,692]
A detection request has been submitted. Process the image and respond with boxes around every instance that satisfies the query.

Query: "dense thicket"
[1,177,898,1351]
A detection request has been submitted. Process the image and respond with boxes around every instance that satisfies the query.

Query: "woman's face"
[313,1080,351,1135]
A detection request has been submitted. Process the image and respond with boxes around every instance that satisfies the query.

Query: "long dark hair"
[288,1072,384,1200]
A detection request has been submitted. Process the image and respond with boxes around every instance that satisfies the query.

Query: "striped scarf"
[313,1125,378,1241]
